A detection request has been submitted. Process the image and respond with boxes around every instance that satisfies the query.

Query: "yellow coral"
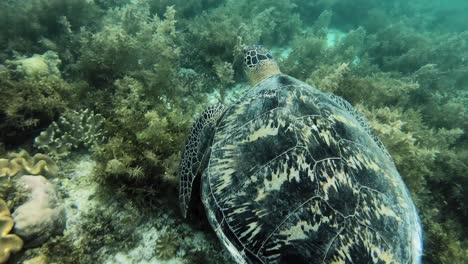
[0,150,58,178]
[0,199,23,263]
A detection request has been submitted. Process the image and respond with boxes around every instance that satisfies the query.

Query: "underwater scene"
[0,0,467,263]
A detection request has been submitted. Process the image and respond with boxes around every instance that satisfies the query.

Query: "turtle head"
[243,45,281,86]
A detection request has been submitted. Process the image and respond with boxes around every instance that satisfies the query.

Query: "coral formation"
[0,150,58,179]
[0,150,58,212]
[13,175,65,248]
[34,109,106,159]
[0,199,23,263]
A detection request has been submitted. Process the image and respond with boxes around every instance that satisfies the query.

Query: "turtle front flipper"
[179,104,226,218]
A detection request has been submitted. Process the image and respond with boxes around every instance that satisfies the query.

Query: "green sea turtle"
[179,45,422,263]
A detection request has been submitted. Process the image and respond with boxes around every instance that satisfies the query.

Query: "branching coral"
[0,199,23,263]
[34,109,106,159]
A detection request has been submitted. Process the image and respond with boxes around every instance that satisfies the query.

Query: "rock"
[12,175,65,248]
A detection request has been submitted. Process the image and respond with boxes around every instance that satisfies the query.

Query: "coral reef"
[34,109,106,159]
[13,175,65,248]
[0,199,23,263]
[0,0,466,263]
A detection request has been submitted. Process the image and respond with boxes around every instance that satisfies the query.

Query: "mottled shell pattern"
[200,46,422,264]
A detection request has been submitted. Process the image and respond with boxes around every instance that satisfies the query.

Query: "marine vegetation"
[0,0,466,263]
[155,228,179,260]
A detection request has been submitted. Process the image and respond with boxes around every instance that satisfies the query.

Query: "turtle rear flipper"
[179,104,226,218]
